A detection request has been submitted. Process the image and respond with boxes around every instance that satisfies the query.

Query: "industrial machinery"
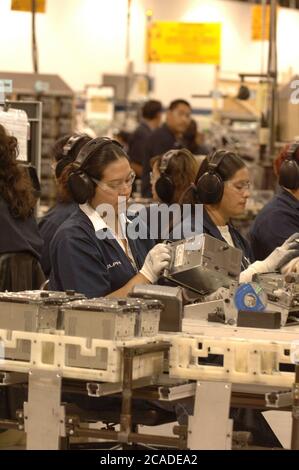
[253,272,299,326]
[164,234,242,295]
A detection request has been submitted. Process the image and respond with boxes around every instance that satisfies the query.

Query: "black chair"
[0,252,45,292]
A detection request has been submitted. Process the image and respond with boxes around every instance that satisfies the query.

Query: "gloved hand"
[240,233,299,282]
[281,256,299,275]
[261,233,299,272]
[140,243,171,283]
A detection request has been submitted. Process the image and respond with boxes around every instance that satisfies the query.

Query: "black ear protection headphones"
[278,141,299,190]
[55,134,88,179]
[195,150,229,204]
[67,137,123,204]
[155,150,178,204]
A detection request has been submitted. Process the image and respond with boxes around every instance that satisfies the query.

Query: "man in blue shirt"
[128,100,162,178]
[141,99,192,197]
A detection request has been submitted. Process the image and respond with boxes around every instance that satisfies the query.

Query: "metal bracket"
[0,372,27,386]
[158,382,196,401]
[86,381,122,397]
[265,389,293,408]
[24,369,65,450]
[188,381,232,450]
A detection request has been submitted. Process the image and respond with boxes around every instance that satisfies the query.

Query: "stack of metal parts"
[254,273,299,326]
[0,290,85,361]
[0,293,164,377]
[62,297,162,340]
[61,297,162,369]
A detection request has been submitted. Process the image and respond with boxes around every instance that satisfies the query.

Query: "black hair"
[142,100,163,120]
[0,124,36,219]
[168,99,191,111]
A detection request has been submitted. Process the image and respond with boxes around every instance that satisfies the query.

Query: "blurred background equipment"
[0,72,74,208]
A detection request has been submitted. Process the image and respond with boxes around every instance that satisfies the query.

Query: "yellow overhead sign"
[251,5,270,41]
[11,0,46,13]
[146,22,221,64]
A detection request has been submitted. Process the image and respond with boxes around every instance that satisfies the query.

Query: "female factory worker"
[0,124,43,290]
[180,149,299,282]
[139,148,199,242]
[49,137,170,298]
[38,133,92,276]
[150,148,199,204]
[250,141,299,260]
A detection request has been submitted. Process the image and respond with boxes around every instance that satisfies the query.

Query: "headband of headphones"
[195,149,228,182]
[206,150,228,174]
[55,134,90,179]
[62,134,85,156]
[287,141,299,160]
[73,137,123,171]
[159,149,179,174]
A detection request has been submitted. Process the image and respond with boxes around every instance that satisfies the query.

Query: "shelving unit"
[0,72,75,208]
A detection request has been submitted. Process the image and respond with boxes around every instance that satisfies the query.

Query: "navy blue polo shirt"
[39,201,77,276]
[250,188,299,260]
[49,206,155,298]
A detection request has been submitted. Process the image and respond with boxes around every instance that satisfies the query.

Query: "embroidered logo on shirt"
[107,261,122,270]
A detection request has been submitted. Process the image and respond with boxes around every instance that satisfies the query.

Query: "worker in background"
[141,149,198,243]
[49,137,170,298]
[183,118,209,156]
[38,134,92,276]
[128,99,162,179]
[250,141,299,261]
[141,99,192,197]
[0,124,44,291]
[112,129,131,153]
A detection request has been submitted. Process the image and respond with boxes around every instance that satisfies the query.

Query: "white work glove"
[240,233,299,283]
[140,243,171,284]
[258,233,299,271]
[281,256,299,275]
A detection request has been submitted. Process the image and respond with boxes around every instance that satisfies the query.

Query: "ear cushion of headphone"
[279,160,299,190]
[196,172,224,204]
[155,175,175,204]
[68,171,95,204]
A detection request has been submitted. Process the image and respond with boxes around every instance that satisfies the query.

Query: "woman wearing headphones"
[38,134,92,276]
[139,148,199,243]
[49,137,170,298]
[180,149,299,283]
[250,141,299,261]
[151,148,199,204]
